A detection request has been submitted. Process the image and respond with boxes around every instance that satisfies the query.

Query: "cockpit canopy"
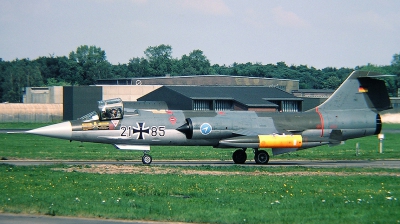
[78,98,124,122]
[98,98,124,120]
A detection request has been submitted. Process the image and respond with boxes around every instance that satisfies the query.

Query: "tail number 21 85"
[120,125,166,138]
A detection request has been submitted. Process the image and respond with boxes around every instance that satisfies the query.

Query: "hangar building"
[7,75,305,121]
[138,86,302,112]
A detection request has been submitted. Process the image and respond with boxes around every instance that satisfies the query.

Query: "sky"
[1,0,399,69]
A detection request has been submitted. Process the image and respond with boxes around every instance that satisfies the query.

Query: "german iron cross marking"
[132,122,150,139]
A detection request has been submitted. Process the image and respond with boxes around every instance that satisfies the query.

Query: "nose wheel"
[142,152,152,165]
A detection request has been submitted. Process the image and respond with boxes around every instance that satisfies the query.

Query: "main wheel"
[232,149,247,164]
[142,154,152,165]
[254,150,269,164]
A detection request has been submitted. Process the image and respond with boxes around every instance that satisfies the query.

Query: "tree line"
[1,44,399,103]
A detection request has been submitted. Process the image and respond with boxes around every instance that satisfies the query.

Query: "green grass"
[382,123,400,130]
[0,164,399,223]
[0,123,399,161]
[1,123,399,223]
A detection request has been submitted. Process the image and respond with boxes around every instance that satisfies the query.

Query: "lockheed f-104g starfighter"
[26,71,392,164]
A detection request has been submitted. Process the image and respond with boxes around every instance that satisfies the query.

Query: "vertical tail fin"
[316,71,391,112]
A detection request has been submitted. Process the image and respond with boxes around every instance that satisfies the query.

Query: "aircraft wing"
[232,127,278,136]
[97,137,150,151]
[113,144,150,151]
[233,126,303,136]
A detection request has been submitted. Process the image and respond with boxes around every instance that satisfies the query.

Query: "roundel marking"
[200,123,212,135]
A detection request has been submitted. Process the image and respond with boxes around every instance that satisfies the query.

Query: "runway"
[0,213,171,224]
[1,159,400,169]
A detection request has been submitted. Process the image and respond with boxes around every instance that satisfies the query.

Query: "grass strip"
[0,164,399,223]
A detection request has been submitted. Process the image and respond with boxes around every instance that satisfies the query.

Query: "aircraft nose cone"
[27,121,72,140]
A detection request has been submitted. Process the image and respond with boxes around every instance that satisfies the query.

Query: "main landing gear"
[232,148,270,165]
[254,149,270,164]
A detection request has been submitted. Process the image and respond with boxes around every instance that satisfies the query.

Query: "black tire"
[232,149,247,164]
[142,154,152,165]
[254,150,269,164]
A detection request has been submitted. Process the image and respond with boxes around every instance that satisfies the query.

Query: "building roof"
[292,89,335,93]
[164,86,301,108]
[96,75,298,85]
[96,75,299,93]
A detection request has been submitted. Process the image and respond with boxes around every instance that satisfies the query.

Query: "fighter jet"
[26,71,391,164]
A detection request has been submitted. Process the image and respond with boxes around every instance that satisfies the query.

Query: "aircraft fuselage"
[48,108,380,149]
[26,71,390,165]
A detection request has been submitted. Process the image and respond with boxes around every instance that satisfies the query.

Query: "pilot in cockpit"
[98,98,124,120]
[111,109,117,118]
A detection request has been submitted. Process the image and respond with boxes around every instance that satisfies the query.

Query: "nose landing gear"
[142,151,152,165]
